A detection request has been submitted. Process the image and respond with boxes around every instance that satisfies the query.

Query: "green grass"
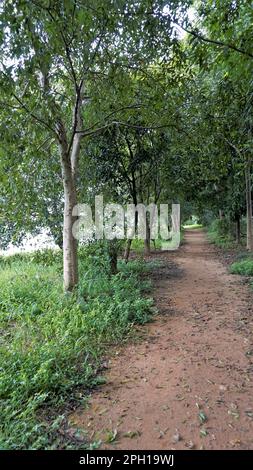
[230,258,253,276]
[0,246,155,449]
[183,224,203,229]
[130,238,162,253]
[130,233,184,253]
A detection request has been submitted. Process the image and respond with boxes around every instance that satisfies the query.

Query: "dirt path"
[71,230,253,450]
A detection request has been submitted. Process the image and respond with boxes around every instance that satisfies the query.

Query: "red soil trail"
[71,229,253,449]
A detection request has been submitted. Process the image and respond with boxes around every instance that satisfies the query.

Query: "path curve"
[71,230,253,450]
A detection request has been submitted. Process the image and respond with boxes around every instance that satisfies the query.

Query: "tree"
[164,1,253,248]
[0,0,190,290]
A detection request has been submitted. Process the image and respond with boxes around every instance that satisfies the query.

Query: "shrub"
[230,259,253,276]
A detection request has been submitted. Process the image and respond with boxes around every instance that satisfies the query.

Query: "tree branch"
[12,93,56,135]
[67,79,84,157]
[75,104,144,137]
[77,121,172,138]
[174,21,253,59]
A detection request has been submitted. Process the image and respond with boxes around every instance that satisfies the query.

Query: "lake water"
[0,230,58,256]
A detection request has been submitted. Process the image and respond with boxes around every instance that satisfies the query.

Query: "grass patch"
[183,224,203,229]
[0,247,155,449]
[130,239,162,253]
[230,258,253,276]
[130,232,184,253]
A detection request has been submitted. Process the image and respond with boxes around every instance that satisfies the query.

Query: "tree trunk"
[219,209,224,220]
[108,240,118,275]
[235,216,240,244]
[62,167,78,291]
[124,239,132,263]
[245,161,253,251]
[144,221,151,254]
[58,85,83,292]
[125,182,138,263]
[59,123,79,292]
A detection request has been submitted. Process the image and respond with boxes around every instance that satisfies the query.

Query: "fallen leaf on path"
[123,430,141,439]
[172,430,181,443]
[229,439,241,447]
[219,385,227,391]
[104,429,118,443]
[158,426,169,439]
[216,399,225,405]
[185,440,195,449]
[198,411,207,423]
[245,350,253,357]
[228,410,240,419]
[175,395,185,401]
[230,403,238,410]
[162,404,170,411]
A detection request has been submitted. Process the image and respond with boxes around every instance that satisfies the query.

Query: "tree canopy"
[1,0,253,287]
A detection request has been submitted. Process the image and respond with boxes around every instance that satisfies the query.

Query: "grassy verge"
[0,247,157,449]
[230,255,253,276]
[130,239,163,253]
[207,218,248,250]
[207,220,235,249]
[130,232,184,254]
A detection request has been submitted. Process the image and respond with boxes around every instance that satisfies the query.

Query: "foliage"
[2,0,253,452]
[0,0,189,254]
[207,219,234,248]
[230,259,253,276]
[0,249,155,449]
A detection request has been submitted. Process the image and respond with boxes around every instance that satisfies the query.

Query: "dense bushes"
[0,246,155,449]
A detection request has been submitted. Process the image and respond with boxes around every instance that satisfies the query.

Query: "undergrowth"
[0,246,156,449]
[208,219,235,248]
[230,258,253,276]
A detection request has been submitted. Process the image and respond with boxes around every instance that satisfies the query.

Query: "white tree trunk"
[58,117,81,292]
[52,81,86,291]
[61,154,78,291]
[57,85,84,291]
[63,182,78,290]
